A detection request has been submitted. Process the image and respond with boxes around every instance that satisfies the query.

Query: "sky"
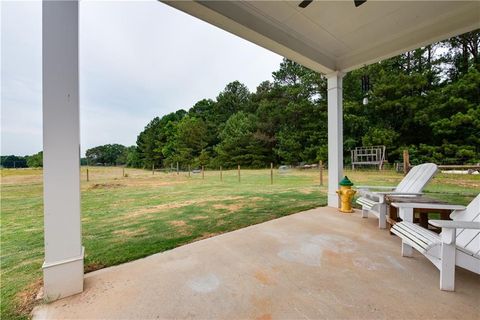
[1,1,282,156]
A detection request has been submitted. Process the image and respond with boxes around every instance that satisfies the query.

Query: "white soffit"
[163,0,480,74]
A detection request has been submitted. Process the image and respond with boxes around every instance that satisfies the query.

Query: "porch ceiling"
[163,0,480,74]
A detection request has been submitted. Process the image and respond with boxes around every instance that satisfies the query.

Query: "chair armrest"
[375,192,423,196]
[429,220,480,229]
[356,186,396,190]
[359,190,384,202]
[429,220,480,245]
[391,203,465,210]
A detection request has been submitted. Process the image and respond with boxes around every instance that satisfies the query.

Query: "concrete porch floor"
[34,207,479,319]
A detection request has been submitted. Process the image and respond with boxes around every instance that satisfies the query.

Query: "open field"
[1,167,478,319]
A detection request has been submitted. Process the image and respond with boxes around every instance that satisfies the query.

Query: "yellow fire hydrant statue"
[336,176,356,213]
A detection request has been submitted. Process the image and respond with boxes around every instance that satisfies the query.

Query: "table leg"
[440,211,451,220]
[419,212,428,228]
[388,205,398,233]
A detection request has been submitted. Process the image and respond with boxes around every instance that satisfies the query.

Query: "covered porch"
[41,0,480,301]
[34,207,480,319]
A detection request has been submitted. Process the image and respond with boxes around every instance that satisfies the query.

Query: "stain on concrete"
[187,273,220,293]
[251,296,272,320]
[322,249,352,268]
[278,243,323,266]
[160,256,197,271]
[256,314,272,320]
[310,234,357,253]
[277,233,357,266]
[254,270,275,286]
[384,255,406,270]
[352,257,385,271]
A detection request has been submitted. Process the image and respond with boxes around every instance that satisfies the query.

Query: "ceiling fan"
[299,0,367,8]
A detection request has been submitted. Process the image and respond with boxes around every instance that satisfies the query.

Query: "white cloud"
[1,0,282,156]
[1,0,42,156]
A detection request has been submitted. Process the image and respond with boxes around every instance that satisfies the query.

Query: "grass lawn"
[1,167,478,319]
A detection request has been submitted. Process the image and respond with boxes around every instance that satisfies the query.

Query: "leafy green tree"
[444,30,480,79]
[188,99,218,148]
[164,116,208,165]
[362,128,399,147]
[215,112,256,167]
[214,81,252,128]
[0,155,27,168]
[271,59,328,165]
[196,149,210,167]
[136,110,186,167]
[125,146,142,168]
[85,144,127,166]
[26,151,43,167]
[136,117,162,167]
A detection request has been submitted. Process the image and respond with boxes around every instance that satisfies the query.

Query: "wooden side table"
[386,196,461,231]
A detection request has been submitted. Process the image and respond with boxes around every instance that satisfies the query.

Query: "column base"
[327,193,340,208]
[43,247,84,301]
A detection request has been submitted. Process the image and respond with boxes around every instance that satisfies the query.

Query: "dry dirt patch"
[122,178,187,188]
[298,188,314,195]
[15,278,42,319]
[169,220,192,236]
[212,203,243,212]
[124,196,245,219]
[84,262,107,273]
[191,215,208,220]
[215,219,226,226]
[1,175,42,186]
[88,183,124,190]
[254,270,275,286]
[169,220,187,227]
[198,232,219,240]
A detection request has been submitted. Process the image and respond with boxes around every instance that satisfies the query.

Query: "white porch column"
[326,71,344,208]
[42,0,84,300]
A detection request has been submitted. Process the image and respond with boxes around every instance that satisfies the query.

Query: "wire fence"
[80,161,327,186]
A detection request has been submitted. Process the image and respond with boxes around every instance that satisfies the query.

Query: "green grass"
[1,167,478,319]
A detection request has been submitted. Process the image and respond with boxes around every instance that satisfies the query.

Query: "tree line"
[2,31,478,169]
[130,30,479,169]
[1,153,43,168]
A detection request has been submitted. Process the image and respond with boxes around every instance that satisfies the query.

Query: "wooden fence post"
[188,164,191,177]
[152,164,155,175]
[202,166,205,180]
[176,162,179,175]
[238,165,241,183]
[86,168,89,182]
[270,162,273,185]
[319,160,323,186]
[403,149,410,175]
[220,166,223,181]
[122,167,125,178]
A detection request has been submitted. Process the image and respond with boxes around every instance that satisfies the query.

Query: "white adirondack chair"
[391,194,480,291]
[356,163,438,228]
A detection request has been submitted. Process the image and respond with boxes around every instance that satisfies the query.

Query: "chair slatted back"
[395,163,437,193]
[450,194,480,256]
